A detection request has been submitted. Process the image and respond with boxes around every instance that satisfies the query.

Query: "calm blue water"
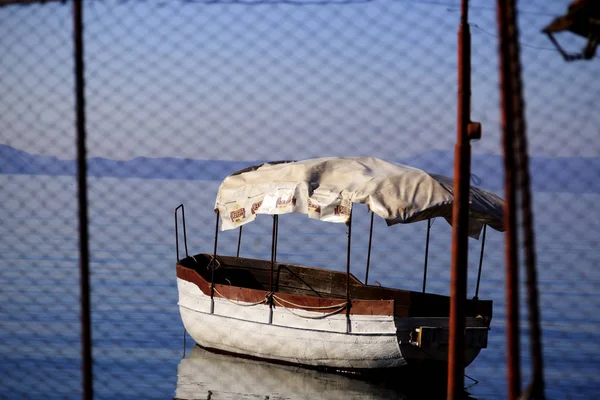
[1,174,599,399]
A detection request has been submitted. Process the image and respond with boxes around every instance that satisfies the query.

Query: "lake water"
[1,174,599,399]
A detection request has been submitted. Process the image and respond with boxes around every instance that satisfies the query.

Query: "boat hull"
[178,278,406,369]
[177,278,483,370]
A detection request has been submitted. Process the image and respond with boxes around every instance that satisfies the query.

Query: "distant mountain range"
[0,144,251,183]
[1,144,599,193]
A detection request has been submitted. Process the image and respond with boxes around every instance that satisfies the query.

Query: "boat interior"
[178,253,493,320]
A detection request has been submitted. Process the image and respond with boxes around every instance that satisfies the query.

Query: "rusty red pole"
[447,0,473,397]
[496,1,522,399]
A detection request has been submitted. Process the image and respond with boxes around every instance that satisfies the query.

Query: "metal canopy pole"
[236,226,243,258]
[175,204,188,261]
[269,215,278,324]
[474,224,487,299]
[422,219,432,293]
[365,212,374,285]
[270,215,278,292]
[274,215,279,262]
[210,211,220,314]
[345,211,353,333]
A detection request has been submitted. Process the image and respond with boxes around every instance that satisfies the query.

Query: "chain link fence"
[1,0,599,398]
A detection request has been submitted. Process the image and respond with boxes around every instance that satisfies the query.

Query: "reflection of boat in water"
[175,157,504,372]
[175,345,414,400]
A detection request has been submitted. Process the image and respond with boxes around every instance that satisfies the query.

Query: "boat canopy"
[215,157,504,237]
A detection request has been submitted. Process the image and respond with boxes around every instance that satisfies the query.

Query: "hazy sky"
[0,0,598,161]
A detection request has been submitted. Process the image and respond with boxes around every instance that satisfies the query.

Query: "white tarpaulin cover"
[215,157,504,237]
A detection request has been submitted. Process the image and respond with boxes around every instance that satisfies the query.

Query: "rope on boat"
[272,296,347,319]
[210,285,347,319]
[207,255,221,270]
[212,286,271,307]
[271,294,347,310]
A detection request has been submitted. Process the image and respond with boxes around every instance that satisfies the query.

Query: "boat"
[174,157,504,372]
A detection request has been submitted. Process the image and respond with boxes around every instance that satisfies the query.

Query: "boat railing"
[175,204,188,261]
[177,200,491,322]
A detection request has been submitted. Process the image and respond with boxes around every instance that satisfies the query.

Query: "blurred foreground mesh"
[0,0,599,398]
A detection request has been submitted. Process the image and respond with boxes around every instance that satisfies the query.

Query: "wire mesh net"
[0,0,599,398]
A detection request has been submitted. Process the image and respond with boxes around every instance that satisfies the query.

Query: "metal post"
[182,207,188,258]
[422,219,432,293]
[474,224,487,299]
[513,5,545,394]
[365,212,374,285]
[175,210,179,262]
[210,211,219,314]
[497,1,522,398]
[519,145,545,399]
[274,215,279,262]
[345,211,353,333]
[518,108,546,400]
[448,0,473,397]
[270,215,278,292]
[269,215,278,324]
[175,204,188,261]
[73,0,93,397]
[236,226,243,258]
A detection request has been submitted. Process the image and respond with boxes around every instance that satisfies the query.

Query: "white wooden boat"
[175,157,504,372]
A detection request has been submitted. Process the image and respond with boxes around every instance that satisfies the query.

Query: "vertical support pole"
[497,1,521,398]
[175,204,188,261]
[269,215,278,324]
[519,107,546,400]
[422,219,432,293]
[236,226,243,258]
[274,215,279,262]
[270,215,278,292]
[474,224,487,299]
[448,0,472,397]
[210,211,219,314]
[497,0,545,397]
[345,211,353,333]
[510,7,545,397]
[365,211,374,285]
[175,210,179,262]
[182,207,188,258]
[73,0,93,397]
